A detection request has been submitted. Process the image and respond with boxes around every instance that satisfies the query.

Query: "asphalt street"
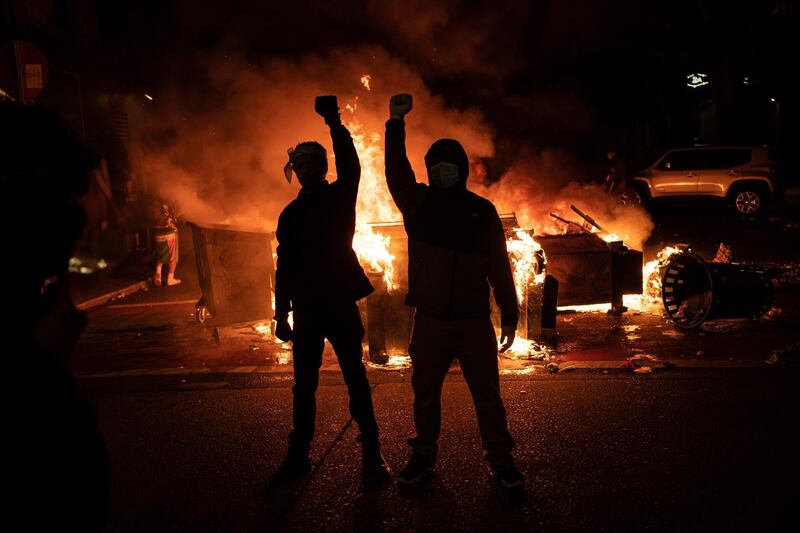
[81,369,799,532]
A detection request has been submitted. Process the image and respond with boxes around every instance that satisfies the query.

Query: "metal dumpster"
[187,222,274,325]
[661,252,773,328]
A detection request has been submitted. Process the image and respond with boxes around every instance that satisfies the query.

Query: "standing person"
[153,203,181,286]
[270,95,391,485]
[384,94,524,489]
[603,148,634,194]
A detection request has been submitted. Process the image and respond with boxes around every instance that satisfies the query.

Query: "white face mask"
[429,162,460,189]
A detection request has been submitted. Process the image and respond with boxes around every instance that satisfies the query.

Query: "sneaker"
[269,452,311,486]
[363,447,392,484]
[397,452,435,485]
[489,463,524,489]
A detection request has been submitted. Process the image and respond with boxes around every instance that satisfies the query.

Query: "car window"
[657,151,699,171]
[699,149,751,169]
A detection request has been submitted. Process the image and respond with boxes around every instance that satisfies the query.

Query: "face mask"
[429,162,460,189]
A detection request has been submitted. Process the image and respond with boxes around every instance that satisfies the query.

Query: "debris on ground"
[765,342,800,366]
[546,362,560,373]
[623,353,664,372]
[700,320,755,334]
[713,242,733,263]
[761,305,783,321]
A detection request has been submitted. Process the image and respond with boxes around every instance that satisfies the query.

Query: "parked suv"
[633,146,777,216]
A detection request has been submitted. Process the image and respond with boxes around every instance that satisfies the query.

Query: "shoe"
[166,273,182,286]
[397,452,435,485]
[489,463,524,489]
[362,446,392,484]
[269,451,311,486]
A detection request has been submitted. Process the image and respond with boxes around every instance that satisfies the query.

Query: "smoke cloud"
[142,46,494,230]
[142,42,653,249]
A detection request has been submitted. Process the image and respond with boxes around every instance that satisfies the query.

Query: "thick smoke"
[143,46,494,230]
[472,148,655,249]
[143,42,653,248]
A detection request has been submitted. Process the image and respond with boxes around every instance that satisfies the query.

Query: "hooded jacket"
[384,118,518,329]
[274,122,373,316]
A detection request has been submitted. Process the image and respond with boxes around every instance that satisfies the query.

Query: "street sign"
[686,73,708,89]
[14,41,49,104]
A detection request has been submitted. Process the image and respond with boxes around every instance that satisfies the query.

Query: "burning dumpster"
[358,206,645,358]
[661,252,773,328]
[188,222,274,325]
[360,221,413,361]
[536,233,643,308]
[360,215,555,360]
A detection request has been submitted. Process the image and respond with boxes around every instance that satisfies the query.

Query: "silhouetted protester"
[0,102,108,530]
[384,94,524,489]
[270,96,391,485]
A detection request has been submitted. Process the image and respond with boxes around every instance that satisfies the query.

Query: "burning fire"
[623,246,683,313]
[271,76,674,359]
[341,93,401,291]
[505,228,546,302]
[558,245,683,313]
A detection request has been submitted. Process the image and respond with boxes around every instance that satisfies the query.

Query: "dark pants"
[289,301,379,452]
[408,313,516,465]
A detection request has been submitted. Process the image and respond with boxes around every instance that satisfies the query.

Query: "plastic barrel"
[661,252,773,328]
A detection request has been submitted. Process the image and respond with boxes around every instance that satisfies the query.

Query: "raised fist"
[314,95,339,120]
[390,93,413,119]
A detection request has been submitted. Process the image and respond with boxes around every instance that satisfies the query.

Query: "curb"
[74,359,777,380]
[75,280,149,311]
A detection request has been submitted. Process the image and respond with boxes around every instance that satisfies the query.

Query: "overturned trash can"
[188,222,274,325]
[661,252,773,328]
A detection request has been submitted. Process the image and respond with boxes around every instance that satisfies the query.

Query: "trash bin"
[187,222,274,325]
[661,252,773,328]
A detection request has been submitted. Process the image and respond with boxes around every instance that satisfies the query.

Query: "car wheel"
[733,189,763,216]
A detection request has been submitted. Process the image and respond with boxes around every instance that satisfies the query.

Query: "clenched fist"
[390,93,413,119]
[314,95,339,122]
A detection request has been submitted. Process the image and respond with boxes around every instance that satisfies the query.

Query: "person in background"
[154,203,181,286]
[603,148,634,195]
[384,93,524,490]
[270,95,390,486]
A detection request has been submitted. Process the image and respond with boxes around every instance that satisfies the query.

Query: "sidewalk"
[70,288,800,379]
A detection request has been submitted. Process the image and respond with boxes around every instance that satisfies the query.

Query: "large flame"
[505,228,546,302]
[316,76,672,355]
[341,90,401,291]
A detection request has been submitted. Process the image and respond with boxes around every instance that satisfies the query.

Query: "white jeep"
[633,146,777,216]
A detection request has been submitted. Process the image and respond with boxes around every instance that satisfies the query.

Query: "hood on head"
[424,139,469,187]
